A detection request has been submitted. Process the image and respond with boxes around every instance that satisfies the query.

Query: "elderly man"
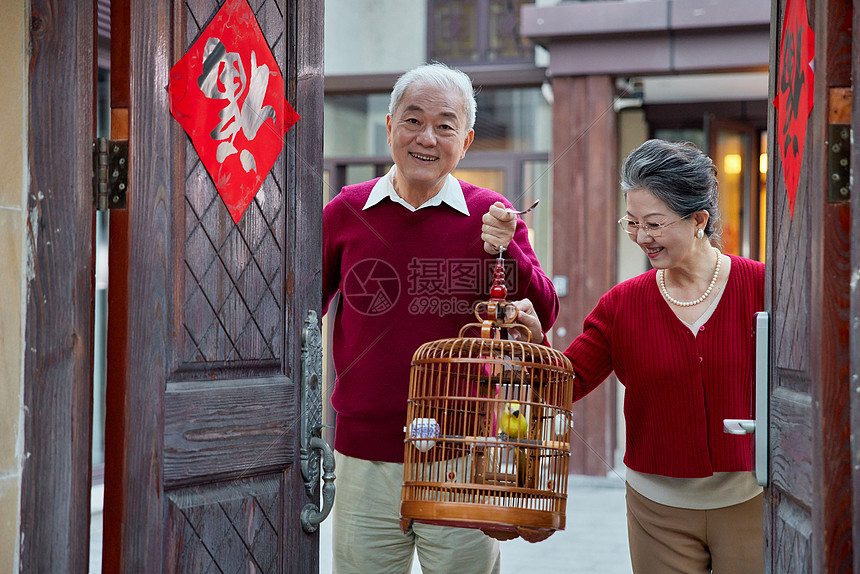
[322,62,558,574]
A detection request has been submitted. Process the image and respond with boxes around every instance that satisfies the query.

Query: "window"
[428,0,534,65]
[324,87,551,159]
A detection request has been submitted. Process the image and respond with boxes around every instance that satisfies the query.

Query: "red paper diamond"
[773,0,814,219]
[168,0,300,223]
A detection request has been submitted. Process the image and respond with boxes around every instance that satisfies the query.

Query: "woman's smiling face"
[386,81,474,198]
[624,188,698,268]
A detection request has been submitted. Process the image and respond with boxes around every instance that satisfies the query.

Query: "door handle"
[301,436,336,533]
[722,311,769,486]
[724,419,756,434]
[300,310,336,533]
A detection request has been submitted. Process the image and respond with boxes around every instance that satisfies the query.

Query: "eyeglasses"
[617,214,690,238]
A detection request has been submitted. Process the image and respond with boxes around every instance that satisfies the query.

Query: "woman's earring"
[696,229,705,239]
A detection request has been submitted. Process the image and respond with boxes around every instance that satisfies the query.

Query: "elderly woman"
[323,63,558,574]
[516,139,764,573]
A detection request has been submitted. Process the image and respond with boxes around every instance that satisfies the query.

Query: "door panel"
[103,0,324,571]
[166,473,283,572]
[768,387,813,506]
[773,498,813,572]
[163,377,295,485]
[765,123,817,569]
[765,0,854,571]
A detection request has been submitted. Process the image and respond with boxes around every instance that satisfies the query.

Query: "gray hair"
[389,62,477,131]
[620,139,721,241]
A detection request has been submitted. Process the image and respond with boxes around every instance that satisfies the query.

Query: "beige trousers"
[626,484,764,574]
[332,452,501,574]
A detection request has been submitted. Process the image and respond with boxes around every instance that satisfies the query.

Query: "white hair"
[388,62,477,130]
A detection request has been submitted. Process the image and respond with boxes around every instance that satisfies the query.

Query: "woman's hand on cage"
[508,298,543,342]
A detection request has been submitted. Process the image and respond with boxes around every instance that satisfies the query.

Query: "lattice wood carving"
[431,0,479,62]
[181,0,289,365]
[429,0,532,64]
[168,475,281,572]
[487,0,532,61]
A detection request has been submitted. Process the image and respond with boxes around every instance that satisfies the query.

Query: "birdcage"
[401,254,576,543]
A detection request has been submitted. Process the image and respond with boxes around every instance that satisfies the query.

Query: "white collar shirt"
[362,166,470,216]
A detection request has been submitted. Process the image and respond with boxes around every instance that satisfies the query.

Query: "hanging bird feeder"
[401,249,576,543]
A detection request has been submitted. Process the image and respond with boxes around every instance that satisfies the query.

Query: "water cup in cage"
[408,418,439,452]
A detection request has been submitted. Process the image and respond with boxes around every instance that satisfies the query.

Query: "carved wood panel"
[772,497,813,574]
[163,377,296,487]
[428,0,533,65]
[181,0,289,368]
[167,475,282,573]
[768,386,813,507]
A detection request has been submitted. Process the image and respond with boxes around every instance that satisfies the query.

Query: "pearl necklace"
[658,249,721,307]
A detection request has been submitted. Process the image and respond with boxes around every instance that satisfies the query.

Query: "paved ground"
[318,474,633,574]
[91,475,632,573]
[497,475,632,574]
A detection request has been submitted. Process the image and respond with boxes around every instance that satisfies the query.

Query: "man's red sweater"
[564,255,764,477]
[323,178,559,462]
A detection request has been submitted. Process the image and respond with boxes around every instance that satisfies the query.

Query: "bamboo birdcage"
[401,254,576,543]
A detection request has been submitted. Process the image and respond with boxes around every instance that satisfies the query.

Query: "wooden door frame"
[20,1,96,572]
[810,0,853,568]
[287,0,326,569]
[851,0,860,568]
[102,0,174,567]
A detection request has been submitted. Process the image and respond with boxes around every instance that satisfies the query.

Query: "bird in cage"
[500,402,528,439]
[500,402,529,487]
[401,244,576,542]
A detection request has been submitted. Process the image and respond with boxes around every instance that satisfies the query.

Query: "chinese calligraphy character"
[778,24,804,157]
[773,0,814,219]
[198,38,277,172]
[448,259,482,294]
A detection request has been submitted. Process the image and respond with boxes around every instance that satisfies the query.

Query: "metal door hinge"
[93,138,128,210]
[826,124,851,203]
[827,88,852,204]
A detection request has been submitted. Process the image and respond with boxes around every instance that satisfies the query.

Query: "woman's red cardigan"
[564,255,765,478]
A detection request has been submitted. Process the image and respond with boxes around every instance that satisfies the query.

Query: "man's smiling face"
[386,81,474,201]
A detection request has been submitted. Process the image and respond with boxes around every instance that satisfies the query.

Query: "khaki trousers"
[626,484,764,574]
[332,452,501,574]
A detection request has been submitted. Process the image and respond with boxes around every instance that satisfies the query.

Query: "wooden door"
[764,0,854,571]
[102,0,327,571]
